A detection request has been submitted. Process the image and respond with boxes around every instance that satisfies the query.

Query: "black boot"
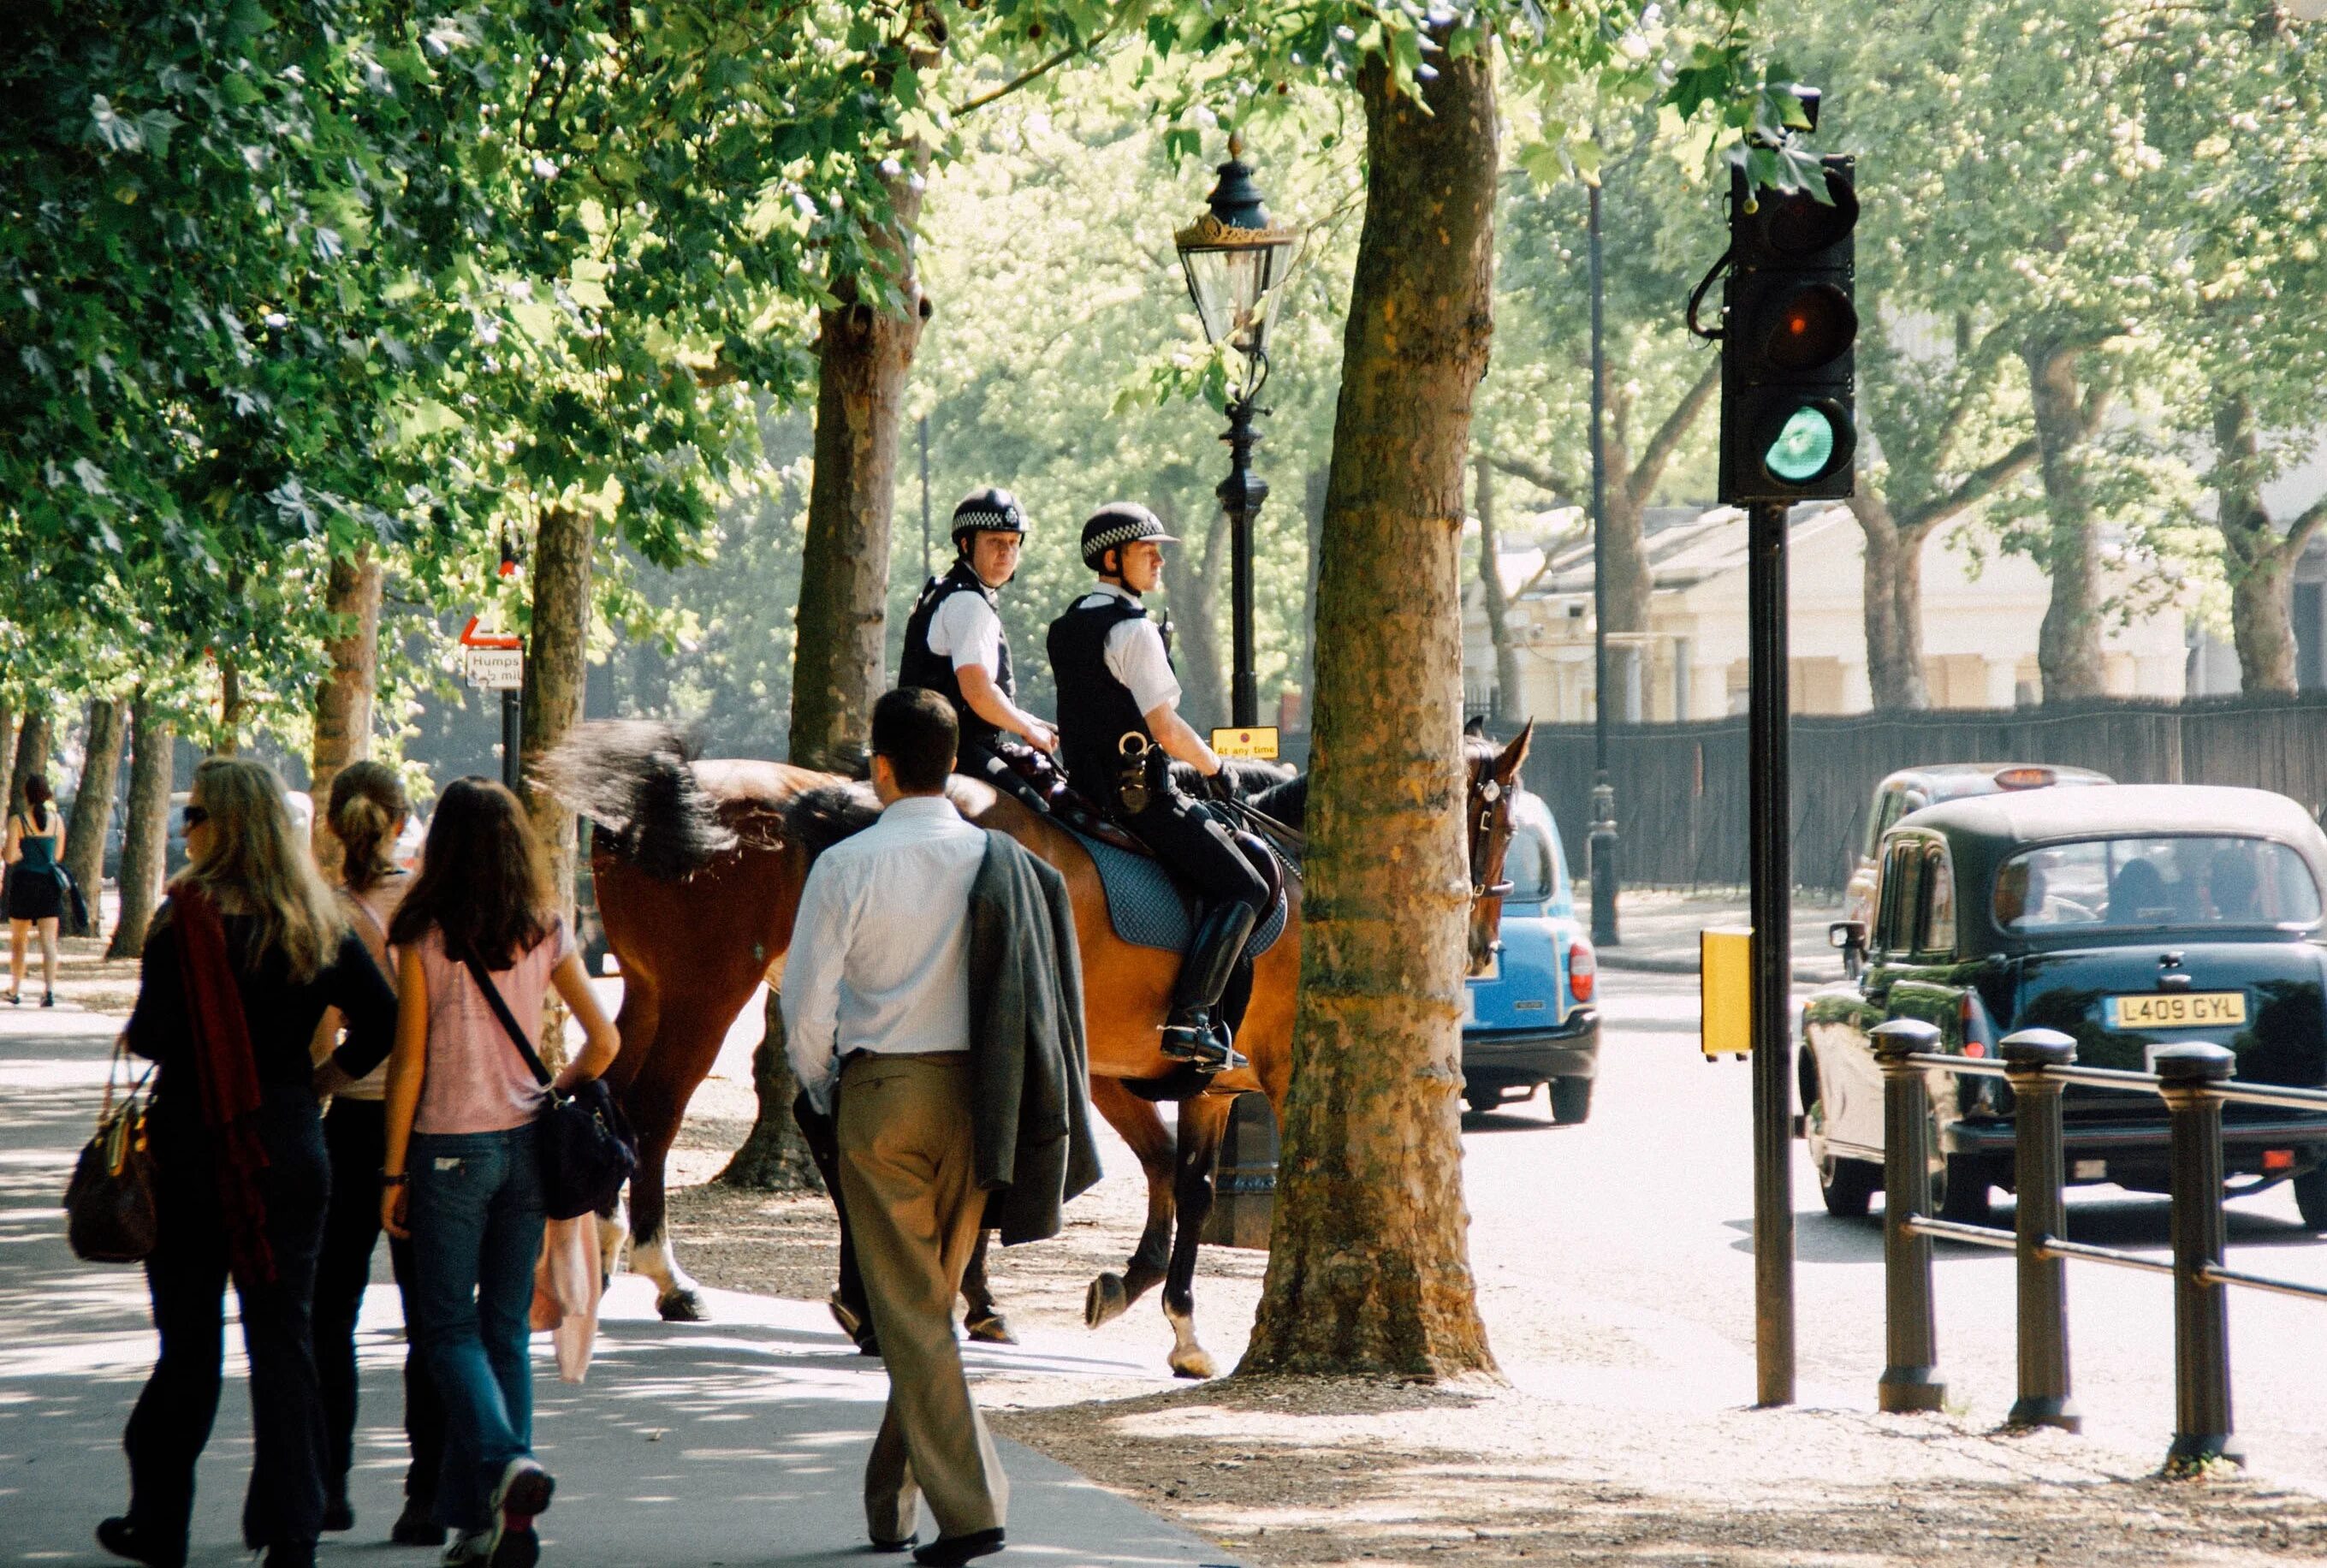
[1161,902,1257,1071]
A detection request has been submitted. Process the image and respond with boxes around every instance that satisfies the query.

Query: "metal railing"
[1870,1018,2327,1470]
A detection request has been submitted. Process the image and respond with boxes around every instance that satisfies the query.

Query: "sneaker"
[442,1529,492,1567]
[487,1458,554,1568]
[394,1497,448,1547]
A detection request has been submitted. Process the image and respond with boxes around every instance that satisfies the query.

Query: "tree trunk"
[109,695,173,957]
[1239,44,1499,1381]
[310,547,385,876]
[2026,341,2106,702]
[1159,496,1231,734]
[717,989,826,1192]
[1598,413,1653,638]
[523,506,595,926]
[0,707,15,816]
[62,698,125,898]
[10,711,52,814]
[1473,454,1523,721]
[787,163,929,770]
[1853,491,1932,710]
[2214,392,2299,696]
[1298,466,1329,722]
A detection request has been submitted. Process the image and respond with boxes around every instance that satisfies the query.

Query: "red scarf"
[173,888,276,1288]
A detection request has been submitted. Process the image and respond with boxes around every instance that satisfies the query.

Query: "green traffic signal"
[1765,406,1837,482]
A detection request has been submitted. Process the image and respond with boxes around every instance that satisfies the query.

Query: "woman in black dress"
[5,771,66,1006]
[98,757,397,1568]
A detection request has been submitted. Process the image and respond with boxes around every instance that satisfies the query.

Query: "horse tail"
[535,720,739,880]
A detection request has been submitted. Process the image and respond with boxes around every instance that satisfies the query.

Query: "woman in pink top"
[377,780,618,1568]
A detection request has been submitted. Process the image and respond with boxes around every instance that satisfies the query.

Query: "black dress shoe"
[869,1536,917,1554]
[95,1518,186,1568]
[322,1497,355,1533]
[392,1495,448,1546]
[263,1543,317,1568]
[913,1528,1005,1566]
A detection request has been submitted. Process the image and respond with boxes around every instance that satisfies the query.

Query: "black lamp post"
[1176,136,1298,730]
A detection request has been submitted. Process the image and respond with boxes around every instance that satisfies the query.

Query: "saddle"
[971,742,1291,960]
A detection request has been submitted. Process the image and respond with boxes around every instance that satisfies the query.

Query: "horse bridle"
[1466,753,1516,902]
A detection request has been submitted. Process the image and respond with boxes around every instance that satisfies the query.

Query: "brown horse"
[545,720,1532,1376]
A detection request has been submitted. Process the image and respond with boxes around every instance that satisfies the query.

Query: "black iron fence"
[1870,1018,2327,1469]
[1521,694,2327,893]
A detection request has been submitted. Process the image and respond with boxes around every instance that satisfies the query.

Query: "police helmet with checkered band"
[950,487,1027,549]
[1079,502,1179,570]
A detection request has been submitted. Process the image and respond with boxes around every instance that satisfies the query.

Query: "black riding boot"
[1161,902,1258,1071]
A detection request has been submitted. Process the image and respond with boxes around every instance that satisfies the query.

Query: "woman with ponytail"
[102,757,398,1568]
[307,762,447,1545]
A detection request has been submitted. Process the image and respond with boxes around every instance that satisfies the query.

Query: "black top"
[899,560,1014,751]
[127,905,399,1096]
[1047,591,1163,810]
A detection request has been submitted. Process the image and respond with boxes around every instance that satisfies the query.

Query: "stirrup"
[1161,1017,1246,1072]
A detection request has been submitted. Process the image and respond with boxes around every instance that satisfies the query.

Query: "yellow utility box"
[1701,926,1754,1058]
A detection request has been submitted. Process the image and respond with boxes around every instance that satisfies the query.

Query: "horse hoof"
[1084,1274,1129,1328]
[965,1312,1018,1345]
[658,1288,708,1322]
[1168,1347,1217,1380]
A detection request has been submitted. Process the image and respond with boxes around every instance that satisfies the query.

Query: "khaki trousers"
[835,1052,1009,1543]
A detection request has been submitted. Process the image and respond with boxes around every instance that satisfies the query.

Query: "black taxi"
[1801,784,2327,1226]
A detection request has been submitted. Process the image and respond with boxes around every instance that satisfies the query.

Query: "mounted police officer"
[1048,502,1269,1072]
[899,488,1059,789]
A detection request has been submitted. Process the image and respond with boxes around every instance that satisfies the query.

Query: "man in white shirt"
[781,689,1009,1566]
[1045,503,1271,1071]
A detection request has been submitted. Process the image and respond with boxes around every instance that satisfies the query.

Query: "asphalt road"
[1459,965,2327,1489]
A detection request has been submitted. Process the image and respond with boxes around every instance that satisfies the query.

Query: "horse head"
[1463,720,1532,977]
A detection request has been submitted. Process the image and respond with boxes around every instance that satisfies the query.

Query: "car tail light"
[2265,1149,2295,1173]
[1993,766,2057,790]
[1569,939,1596,1003]
[1960,989,1997,1058]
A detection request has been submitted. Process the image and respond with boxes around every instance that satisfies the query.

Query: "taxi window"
[1505,794,1561,903]
[1993,836,2324,933]
[1877,840,1926,952]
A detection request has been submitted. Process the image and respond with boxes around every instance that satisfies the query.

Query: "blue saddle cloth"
[1065,827,1291,958]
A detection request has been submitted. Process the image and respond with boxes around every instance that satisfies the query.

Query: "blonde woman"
[101,757,397,1568]
[379,778,619,1568]
[306,762,448,1545]
[5,770,66,1005]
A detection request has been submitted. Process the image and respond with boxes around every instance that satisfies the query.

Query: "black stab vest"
[899,560,1013,751]
[1048,591,1168,807]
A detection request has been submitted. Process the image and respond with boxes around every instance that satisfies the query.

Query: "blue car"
[1463,789,1600,1122]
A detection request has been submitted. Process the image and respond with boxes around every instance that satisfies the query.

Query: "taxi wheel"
[1808,1097,1879,1218]
[2294,1168,2327,1231]
[1549,1078,1593,1125]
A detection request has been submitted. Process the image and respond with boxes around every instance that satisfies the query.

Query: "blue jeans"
[407,1125,546,1531]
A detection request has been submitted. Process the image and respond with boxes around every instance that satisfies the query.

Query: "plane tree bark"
[1472,454,1523,721]
[9,711,52,815]
[2025,336,2116,703]
[523,506,595,924]
[108,694,173,957]
[1239,41,1500,1381]
[62,698,125,901]
[309,546,384,879]
[2212,390,2327,695]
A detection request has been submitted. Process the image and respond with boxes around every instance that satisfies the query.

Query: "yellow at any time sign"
[1210,726,1280,760]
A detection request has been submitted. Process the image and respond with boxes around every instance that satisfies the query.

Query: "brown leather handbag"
[64,1037,158,1263]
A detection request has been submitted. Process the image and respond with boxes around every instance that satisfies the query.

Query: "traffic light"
[1718,157,1858,505]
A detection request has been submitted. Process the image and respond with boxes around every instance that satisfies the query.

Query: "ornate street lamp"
[1176,135,1299,729]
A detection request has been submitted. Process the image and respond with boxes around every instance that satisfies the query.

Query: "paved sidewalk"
[0,1010,1233,1568]
[1579,888,1848,983]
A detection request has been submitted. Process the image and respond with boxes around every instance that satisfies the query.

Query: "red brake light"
[1994,767,2057,790]
[2265,1149,2295,1173]
[1568,939,1596,1003]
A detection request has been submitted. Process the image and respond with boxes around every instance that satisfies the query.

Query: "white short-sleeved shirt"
[927,585,1005,680]
[1074,582,1182,716]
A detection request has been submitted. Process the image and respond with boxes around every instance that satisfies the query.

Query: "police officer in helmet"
[1048,502,1268,1072]
[899,488,1059,782]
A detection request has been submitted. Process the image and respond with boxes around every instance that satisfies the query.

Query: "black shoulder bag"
[461,946,637,1221]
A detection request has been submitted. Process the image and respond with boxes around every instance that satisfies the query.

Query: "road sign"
[460,614,522,650]
[466,648,523,690]
[1210,726,1279,760]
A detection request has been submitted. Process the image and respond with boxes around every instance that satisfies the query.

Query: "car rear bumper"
[1462,1010,1600,1087]
[1950,1112,2327,1184]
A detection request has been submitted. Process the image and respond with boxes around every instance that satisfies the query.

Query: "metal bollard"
[1873,1018,1945,1413]
[2156,1042,2243,1470]
[2001,1028,2080,1432]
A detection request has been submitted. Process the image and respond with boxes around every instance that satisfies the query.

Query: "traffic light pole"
[1748,498,1796,1407]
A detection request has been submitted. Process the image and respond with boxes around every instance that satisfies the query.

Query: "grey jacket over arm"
[967,830,1101,1244]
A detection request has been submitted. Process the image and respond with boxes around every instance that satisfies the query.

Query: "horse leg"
[960,1231,1017,1345]
[620,1001,735,1322]
[1086,1077,1177,1329]
[1162,1092,1235,1380]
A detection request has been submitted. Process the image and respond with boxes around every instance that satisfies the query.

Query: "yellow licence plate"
[2104,992,2247,1030]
